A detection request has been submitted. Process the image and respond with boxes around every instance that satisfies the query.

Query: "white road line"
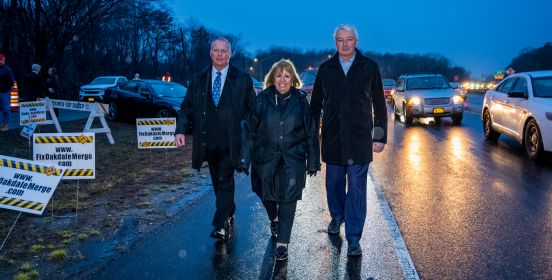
[369,174,420,280]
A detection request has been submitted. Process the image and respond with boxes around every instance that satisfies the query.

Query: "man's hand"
[175,134,186,147]
[307,170,317,177]
[372,142,385,153]
[236,167,249,176]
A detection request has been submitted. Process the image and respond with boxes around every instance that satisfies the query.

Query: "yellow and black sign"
[63,169,94,177]
[20,102,45,107]
[137,119,176,126]
[139,141,176,147]
[0,196,44,211]
[0,158,61,176]
[34,134,93,144]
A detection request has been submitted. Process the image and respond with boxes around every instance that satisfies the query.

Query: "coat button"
[203,112,206,115]
[280,122,283,125]
[279,136,283,139]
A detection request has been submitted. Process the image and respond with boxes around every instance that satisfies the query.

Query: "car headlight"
[452,95,463,104]
[408,97,421,106]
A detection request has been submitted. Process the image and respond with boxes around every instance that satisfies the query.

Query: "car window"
[496,77,517,93]
[406,76,449,90]
[396,78,405,90]
[150,83,187,98]
[512,78,528,97]
[532,76,552,97]
[121,81,140,92]
[383,79,396,87]
[92,77,116,84]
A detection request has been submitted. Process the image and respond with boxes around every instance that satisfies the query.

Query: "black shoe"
[347,242,362,256]
[270,221,279,239]
[210,227,228,240]
[275,245,288,261]
[327,218,344,234]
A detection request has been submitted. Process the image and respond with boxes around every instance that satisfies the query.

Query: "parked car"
[79,76,128,102]
[392,74,464,125]
[382,79,396,100]
[300,68,317,99]
[252,77,263,94]
[482,70,552,161]
[103,79,187,121]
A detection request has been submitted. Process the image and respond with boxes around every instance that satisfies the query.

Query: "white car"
[79,76,128,102]
[482,70,552,161]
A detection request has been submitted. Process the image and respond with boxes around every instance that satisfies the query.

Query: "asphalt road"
[371,99,552,279]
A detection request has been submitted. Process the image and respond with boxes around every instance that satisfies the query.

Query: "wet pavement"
[81,168,408,279]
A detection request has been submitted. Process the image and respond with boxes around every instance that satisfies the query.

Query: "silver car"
[392,74,464,125]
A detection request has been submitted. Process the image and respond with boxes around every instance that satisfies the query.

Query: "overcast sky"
[169,0,551,78]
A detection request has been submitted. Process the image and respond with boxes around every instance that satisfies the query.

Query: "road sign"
[506,67,516,75]
[136,118,177,149]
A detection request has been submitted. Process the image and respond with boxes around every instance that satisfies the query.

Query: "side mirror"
[395,87,405,92]
[507,91,525,98]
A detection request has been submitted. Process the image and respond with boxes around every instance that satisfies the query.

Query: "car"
[449,81,467,99]
[382,79,396,100]
[481,70,552,161]
[79,76,128,102]
[252,77,263,94]
[392,74,464,126]
[103,79,187,121]
[300,68,317,99]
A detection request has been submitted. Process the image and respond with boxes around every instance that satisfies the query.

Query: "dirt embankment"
[0,119,204,279]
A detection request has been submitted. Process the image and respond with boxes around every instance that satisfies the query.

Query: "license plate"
[87,98,95,102]
[433,108,444,113]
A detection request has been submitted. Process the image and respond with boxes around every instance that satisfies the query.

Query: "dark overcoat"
[241,87,320,201]
[310,50,388,165]
[175,64,255,170]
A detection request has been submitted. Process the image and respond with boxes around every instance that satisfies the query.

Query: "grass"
[13,270,39,280]
[19,262,33,272]
[89,229,101,236]
[77,233,89,241]
[48,249,67,261]
[28,245,45,254]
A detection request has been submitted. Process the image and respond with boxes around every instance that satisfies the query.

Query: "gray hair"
[210,37,232,53]
[32,64,41,72]
[333,24,359,41]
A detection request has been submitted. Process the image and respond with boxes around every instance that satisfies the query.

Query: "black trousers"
[206,149,236,229]
[262,200,297,244]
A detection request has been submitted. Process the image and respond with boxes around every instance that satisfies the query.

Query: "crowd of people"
[175,23,388,261]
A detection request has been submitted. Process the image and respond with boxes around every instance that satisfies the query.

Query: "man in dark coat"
[310,24,388,256]
[0,54,14,132]
[22,64,47,101]
[175,37,255,240]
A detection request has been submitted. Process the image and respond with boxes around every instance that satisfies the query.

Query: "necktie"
[212,71,222,106]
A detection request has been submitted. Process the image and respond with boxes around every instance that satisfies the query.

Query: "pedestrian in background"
[0,53,15,132]
[134,73,140,80]
[22,64,47,101]
[162,72,172,82]
[175,37,255,240]
[239,59,320,261]
[310,24,388,256]
[45,67,60,115]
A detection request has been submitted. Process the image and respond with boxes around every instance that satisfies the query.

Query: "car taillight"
[10,81,19,111]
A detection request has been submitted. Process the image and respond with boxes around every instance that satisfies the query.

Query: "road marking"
[370,175,420,280]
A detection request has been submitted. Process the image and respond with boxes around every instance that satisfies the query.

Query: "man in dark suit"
[22,64,47,101]
[310,24,388,256]
[175,37,255,240]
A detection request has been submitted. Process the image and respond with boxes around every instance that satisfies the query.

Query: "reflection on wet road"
[371,110,552,279]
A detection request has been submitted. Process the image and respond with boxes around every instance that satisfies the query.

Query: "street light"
[253,54,279,81]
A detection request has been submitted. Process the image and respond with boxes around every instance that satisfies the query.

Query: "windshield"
[533,77,552,97]
[150,83,187,98]
[91,77,116,84]
[383,79,395,86]
[406,77,450,90]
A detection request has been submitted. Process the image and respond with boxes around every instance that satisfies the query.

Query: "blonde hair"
[263,59,302,89]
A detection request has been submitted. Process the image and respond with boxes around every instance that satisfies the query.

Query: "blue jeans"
[325,163,369,243]
[0,91,10,125]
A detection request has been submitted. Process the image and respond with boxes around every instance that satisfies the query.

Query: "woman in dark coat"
[239,59,320,261]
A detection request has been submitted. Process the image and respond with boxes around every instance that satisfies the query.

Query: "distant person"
[310,24,388,256]
[22,64,47,101]
[162,72,172,82]
[0,53,15,132]
[239,59,320,261]
[45,67,60,115]
[175,37,255,240]
[134,73,140,80]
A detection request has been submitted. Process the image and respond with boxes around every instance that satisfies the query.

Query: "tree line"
[6,0,549,100]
